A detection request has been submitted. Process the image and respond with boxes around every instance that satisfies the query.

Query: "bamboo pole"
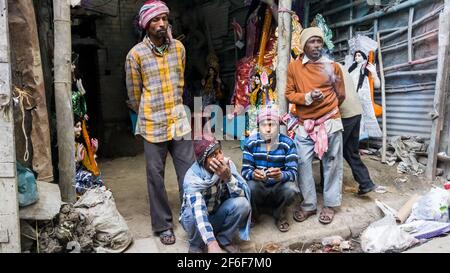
[330,0,424,29]
[349,0,354,39]
[383,55,438,72]
[426,0,450,180]
[377,33,387,163]
[0,0,21,253]
[276,0,292,135]
[408,7,415,63]
[381,6,443,41]
[53,0,76,202]
[303,0,309,28]
[323,0,365,17]
[384,69,437,77]
[382,29,439,53]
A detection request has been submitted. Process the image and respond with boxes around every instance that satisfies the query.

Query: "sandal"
[276,217,290,232]
[293,208,317,222]
[159,229,176,245]
[319,207,335,225]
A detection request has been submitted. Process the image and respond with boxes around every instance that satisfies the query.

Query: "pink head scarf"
[138,0,170,30]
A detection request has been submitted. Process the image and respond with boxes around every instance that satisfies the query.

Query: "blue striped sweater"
[241,133,298,186]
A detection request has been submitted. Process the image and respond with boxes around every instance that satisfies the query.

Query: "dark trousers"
[320,115,375,190]
[144,139,195,233]
[247,180,299,220]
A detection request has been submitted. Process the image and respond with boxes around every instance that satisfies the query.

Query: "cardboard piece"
[395,194,421,224]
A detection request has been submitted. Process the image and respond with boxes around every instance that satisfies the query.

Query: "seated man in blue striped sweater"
[242,106,299,232]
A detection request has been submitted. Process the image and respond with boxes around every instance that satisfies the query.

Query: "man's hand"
[311,90,324,101]
[267,167,282,181]
[207,240,225,253]
[253,169,266,182]
[210,158,231,181]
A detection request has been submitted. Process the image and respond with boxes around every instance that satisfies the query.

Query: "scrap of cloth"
[139,0,170,29]
[125,36,190,143]
[303,107,339,160]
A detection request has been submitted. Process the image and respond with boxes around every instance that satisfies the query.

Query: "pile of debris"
[261,236,353,254]
[304,236,353,253]
[40,204,96,253]
[360,186,450,253]
[20,187,133,253]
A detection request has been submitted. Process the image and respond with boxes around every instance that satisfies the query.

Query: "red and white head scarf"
[138,0,170,30]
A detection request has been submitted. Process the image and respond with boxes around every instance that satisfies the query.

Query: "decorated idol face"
[355,52,365,64]
[253,75,261,86]
[75,121,82,138]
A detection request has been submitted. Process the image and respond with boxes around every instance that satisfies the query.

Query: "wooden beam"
[323,0,365,17]
[426,1,450,180]
[276,0,292,135]
[407,7,415,63]
[377,33,387,163]
[0,0,21,253]
[330,0,424,29]
[303,0,309,28]
[349,0,353,40]
[381,6,443,42]
[53,0,76,202]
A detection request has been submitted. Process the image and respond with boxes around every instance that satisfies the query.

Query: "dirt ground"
[100,140,438,253]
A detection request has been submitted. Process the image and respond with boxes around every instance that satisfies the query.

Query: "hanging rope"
[14,87,33,162]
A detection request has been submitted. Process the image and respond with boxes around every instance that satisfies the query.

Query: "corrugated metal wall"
[310,0,443,139]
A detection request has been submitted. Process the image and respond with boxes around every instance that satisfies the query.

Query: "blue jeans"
[294,130,343,211]
[180,197,250,249]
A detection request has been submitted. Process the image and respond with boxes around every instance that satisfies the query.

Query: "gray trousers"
[247,181,299,220]
[144,139,195,233]
[294,131,343,211]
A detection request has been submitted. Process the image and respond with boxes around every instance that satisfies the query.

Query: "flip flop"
[159,229,176,245]
[276,217,290,232]
[293,208,317,222]
[319,207,335,225]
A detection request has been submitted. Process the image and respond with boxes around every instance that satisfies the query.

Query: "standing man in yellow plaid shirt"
[125,0,195,246]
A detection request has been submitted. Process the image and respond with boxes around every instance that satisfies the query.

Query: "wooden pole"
[323,0,365,17]
[377,33,387,163]
[0,0,21,253]
[407,7,415,63]
[303,0,309,28]
[426,0,450,180]
[384,69,437,77]
[330,0,424,29]
[53,0,76,202]
[381,6,442,42]
[349,0,353,40]
[276,0,292,135]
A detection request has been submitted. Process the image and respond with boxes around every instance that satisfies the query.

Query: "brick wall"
[95,1,144,157]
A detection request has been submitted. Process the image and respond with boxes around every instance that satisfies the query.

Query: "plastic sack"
[17,163,39,207]
[74,187,133,253]
[400,220,450,240]
[361,215,418,253]
[406,187,450,223]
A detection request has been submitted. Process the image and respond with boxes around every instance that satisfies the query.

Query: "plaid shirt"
[182,164,245,244]
[242,133,298,186]
[125,36,191,143]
